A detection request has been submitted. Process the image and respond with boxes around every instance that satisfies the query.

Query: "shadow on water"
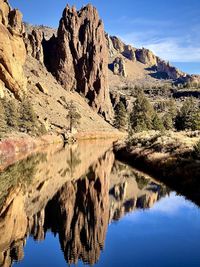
[0,139,198,266]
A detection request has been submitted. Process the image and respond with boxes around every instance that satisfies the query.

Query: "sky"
[10,0,200,74]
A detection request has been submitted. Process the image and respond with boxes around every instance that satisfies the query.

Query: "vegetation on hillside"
[0,97,47,139]
[113,88,200,136]
[66,101,81,132]
[114,101,128,131]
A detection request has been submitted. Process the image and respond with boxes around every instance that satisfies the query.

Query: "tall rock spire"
[43,4,113,120]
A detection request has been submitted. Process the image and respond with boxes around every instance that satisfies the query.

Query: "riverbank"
[0,130,125,171]
[114,130,200,203]
[0,133,63,171]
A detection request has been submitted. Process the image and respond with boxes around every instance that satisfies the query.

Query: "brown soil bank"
[114,131,200,205]
[0,130,125,171]
[0,134,63,171]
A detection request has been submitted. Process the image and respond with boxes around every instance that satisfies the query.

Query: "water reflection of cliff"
[0,141,167,267]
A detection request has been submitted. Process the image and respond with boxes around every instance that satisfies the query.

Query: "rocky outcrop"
[122,45,136,61]
[0,0,27,97]
[109,36,125,53]
[43,4,113,120]
[157,59,186,80]
[135,48,157,65]
[107,35,190,82]
[107,35,136,61]
[112,57,127,77]
[24,29,44,63]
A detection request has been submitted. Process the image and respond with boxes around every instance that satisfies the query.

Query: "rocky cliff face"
[135,48,157,65]
[43,4,113,120]
[0,0,27,97]
[157,59,186,80]
[24,29,44,63]
[107,35,188,81]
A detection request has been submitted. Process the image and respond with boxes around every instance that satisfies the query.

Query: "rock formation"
[43,4,113,120]
[135,48,157,65]
[24,29,44,63]
[112,57,127,77]
[107,35,189,81]
[157,59,186,80]
[0,0,27,97]
[122,45,136,61]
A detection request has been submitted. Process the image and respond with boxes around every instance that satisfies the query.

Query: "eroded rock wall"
[43,4,113,120]
[0,0,27,97]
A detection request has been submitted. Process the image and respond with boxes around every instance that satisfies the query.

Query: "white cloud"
[150,192,197,214]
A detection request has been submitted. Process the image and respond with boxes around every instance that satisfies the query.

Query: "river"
[0,140,200,267]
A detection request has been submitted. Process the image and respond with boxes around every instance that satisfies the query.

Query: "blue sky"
[10,0,200,74]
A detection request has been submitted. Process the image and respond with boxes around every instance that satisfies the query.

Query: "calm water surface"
[0,140,199,267]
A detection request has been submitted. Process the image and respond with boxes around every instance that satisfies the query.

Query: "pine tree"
[192,110,200,130]
[167,99,177,119]
[20,98,38,133]
[114,101,127,131]
[175,98,200,130]
[130,92,154,132]
[152,113,164,131]
[163,113,173,130]
[66,101,81,132]
[5,99,19,129]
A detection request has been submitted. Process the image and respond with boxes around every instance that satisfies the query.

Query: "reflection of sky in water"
[14,193,200,267]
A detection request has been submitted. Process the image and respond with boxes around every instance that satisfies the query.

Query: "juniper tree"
[4,99,19,129]
[152,113,164,131]
[114,101,127,131]
[175,98,200,131]
[20,98,38,133]
[167,99,177,119]
[130,92,154,132]
[66,101,81,132]
[162,113,174,130]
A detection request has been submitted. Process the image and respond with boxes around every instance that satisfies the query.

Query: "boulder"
[36,82,48,94]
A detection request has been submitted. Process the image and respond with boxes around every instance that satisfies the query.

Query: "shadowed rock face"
[43,4,113,120]
[0,0,27,97]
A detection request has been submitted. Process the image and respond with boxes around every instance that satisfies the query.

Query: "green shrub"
[152,114,165,131]
[193,140,200,159]
[130,92,154,132]
[114,101,128,131]
[175,98,200,131]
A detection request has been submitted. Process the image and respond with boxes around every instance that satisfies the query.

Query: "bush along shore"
[114,130,200,203]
